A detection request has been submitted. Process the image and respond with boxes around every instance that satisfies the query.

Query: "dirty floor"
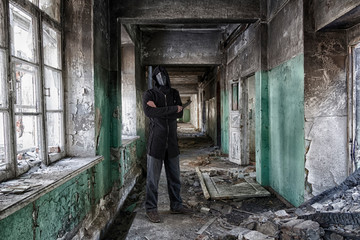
[103,123,288,240]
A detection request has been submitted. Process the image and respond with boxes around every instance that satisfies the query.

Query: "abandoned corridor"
[1,0,360,239]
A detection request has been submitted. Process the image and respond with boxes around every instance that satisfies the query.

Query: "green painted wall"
[0,1,144,239]
[0,140,139,240]
[182,109,190,123]
[0,204,33,239]
[221,88,229,154]
[0,170,92,239]
[256,54,305,207]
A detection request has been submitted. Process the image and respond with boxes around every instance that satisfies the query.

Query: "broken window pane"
[15,115,41,162]
[0,50,7,108]
[39,0,60,22]
[46,112,63,153]
[44,67,62,110]
[0,0,5,47]
[43,23,61,69]
[0,112,9,170]
[14,63,39,113]
[10,4,37,62]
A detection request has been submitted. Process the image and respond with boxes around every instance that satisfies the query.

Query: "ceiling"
[138,23,237,95]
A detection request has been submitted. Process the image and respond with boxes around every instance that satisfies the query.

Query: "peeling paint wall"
[65,0,95,157]
[0,141,139,240]
[0,1,144,239]
[304,1,348,200]
[121,45,137,136]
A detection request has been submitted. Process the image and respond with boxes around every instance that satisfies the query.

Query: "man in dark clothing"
[143,66,191,223]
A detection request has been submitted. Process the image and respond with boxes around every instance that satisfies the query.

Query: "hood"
[152,66,171,88]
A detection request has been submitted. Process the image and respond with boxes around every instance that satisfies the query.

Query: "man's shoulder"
[144,89,156,96]
[170,88,180,95]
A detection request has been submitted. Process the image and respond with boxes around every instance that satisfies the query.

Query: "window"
[0,0,63,182]
[231,82,239,111]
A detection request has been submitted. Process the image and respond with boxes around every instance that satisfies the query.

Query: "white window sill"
[121,135,140,146]
[0,156,104,221]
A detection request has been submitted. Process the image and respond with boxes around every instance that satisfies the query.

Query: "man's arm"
[143,91,179,118]
[166,89,183,119]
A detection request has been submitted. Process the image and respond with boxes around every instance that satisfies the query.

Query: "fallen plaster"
[305,116,348,197]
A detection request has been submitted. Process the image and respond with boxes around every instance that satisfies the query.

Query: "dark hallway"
[1,0,360,239]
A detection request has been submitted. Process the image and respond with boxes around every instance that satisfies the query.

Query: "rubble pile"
[308,186,360,213]
[183,166,360,239]
[235,170,360,240]
[238,209,322,239]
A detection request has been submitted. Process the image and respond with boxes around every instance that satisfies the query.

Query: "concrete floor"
[124,123,287,240]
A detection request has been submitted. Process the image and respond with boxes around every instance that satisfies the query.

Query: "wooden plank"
[196,217,217,235]
[202,172,221,199]
[199,169,270,200]
[195,167,210,200]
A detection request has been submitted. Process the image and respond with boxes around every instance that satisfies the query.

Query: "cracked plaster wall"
[121,45,137,136]
[64,0,95,157]
[304,1,348,199]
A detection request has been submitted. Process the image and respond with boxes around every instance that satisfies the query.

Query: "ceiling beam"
[113,0,260,24]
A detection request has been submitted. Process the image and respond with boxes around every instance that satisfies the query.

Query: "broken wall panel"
[114,0,260,23]
[304,1,348,199]
[313,0,360,31]
[142,31,222,65]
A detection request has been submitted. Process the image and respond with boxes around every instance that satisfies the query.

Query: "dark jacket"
[143,85,183,159]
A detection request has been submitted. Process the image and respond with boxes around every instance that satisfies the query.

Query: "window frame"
[0,0,63,182]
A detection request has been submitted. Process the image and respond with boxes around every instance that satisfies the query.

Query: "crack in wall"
[32,202,38,240]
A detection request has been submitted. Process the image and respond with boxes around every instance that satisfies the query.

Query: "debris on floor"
[121,124,360,240]
[196,167,270,200]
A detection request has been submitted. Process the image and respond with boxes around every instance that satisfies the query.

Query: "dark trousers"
[145,153,182,212]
